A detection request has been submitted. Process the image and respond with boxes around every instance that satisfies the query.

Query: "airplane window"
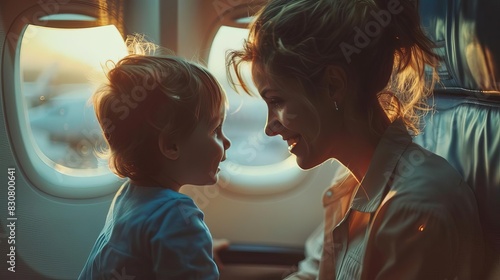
[38,13,97,21]
[208,26,289,166]
[19,24,128,173]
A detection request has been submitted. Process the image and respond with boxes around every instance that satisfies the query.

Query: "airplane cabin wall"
[0,1,344,279]
[1,1,128,279]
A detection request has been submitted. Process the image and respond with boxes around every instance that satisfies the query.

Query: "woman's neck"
[341,135,377,183]
[340,110,390,182]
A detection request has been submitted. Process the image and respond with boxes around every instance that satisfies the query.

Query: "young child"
[78,43,230,280]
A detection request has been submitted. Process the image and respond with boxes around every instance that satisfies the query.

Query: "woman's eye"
[268,98,283,108]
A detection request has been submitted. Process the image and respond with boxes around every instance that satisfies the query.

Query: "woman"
[227,0,484,279]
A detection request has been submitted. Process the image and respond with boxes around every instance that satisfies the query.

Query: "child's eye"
[212,125,222,135]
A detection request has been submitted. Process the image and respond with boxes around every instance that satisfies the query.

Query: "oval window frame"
[202,4,314,196]
[2,5,124,199]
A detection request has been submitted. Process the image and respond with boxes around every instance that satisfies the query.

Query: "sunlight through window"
[208,26,289,166]
[20,24,128,171]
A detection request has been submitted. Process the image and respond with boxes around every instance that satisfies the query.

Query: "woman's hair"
[94,37,226,181]
[227,0,440,135]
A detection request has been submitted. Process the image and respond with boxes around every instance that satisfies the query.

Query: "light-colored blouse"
[286,120,484,280]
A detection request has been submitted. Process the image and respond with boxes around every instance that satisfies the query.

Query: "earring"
[334,101,339,111]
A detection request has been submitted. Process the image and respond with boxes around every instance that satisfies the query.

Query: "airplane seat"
[414,0,500,278]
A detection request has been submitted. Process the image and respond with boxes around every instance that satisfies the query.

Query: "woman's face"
[252,66,345,170]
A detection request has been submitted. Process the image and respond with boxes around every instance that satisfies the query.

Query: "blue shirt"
[78,181,218,280]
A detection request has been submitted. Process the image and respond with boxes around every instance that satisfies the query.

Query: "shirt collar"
[351,119,412,213]
[322,171,359,207]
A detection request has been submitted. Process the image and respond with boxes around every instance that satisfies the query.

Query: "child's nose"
[223,133,231,150]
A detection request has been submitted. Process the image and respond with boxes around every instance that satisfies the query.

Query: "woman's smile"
[284,135,301,152]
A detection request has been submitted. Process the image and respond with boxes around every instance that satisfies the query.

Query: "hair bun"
[372,0,419,48]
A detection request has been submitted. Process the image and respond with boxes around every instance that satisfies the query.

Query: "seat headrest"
[416,1,500,278]
[419,0,500,96]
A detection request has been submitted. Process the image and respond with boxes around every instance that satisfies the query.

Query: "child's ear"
[160,143,180,160]
[159,134,180,160]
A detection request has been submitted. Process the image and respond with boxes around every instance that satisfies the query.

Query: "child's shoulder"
[125,183,207,234]
[118,181,199,218]
[110,182,210,255]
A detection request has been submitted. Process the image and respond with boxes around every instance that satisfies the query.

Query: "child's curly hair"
[94,36,226,181]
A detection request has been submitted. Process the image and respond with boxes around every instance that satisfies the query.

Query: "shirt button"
[325,190,333,197]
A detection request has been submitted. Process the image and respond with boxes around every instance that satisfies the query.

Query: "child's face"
[177,108,231,186]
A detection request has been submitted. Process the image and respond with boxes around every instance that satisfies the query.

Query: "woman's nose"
[265,118,284,136]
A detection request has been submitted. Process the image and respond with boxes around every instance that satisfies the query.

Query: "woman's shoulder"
[395,142,467,189]
[380,145,482,239]
[388,142,477,213]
